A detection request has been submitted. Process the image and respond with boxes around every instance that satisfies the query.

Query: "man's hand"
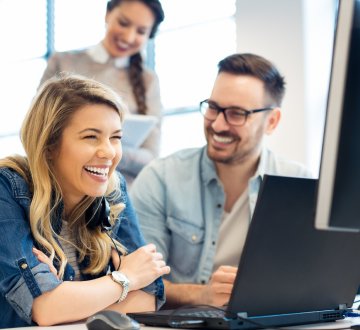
[201,266,237,306]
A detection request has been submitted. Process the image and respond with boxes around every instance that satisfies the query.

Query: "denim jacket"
[0,167,164,328]
[130,147,313,285]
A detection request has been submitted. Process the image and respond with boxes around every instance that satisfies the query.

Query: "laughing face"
[51,104,122,213]
[103,1,155,58]
[204,72,280,165]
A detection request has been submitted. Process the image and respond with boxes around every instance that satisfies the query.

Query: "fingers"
[208,265,237,298]
[141,243,157,253]
[136,244,164,263]
[121,244,170,290]
[32,247,59,279]
[216,265,238,274]
[153,252,163,261]
[158,262,171,276]
[212,271,236,284]
[148,251,170,276]
[211,265,237,284]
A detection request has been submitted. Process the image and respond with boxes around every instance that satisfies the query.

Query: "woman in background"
[0,74,169,328]
[40,0,165,185]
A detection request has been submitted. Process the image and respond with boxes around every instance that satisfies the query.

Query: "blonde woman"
[0,74,170,327]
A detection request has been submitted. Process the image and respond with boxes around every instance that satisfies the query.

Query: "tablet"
[121,114,158,148]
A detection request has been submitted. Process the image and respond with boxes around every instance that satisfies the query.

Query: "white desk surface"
[2,318,360,330]
[4,296,360,330]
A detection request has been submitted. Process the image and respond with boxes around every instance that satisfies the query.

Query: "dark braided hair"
[107,0,165,114]
[129,53,147,114]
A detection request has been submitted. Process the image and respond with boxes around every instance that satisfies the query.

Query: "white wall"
[236,0,335,176]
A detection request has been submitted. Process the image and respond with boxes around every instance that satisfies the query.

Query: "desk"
[2,318,359,330]
[1,325,167,330]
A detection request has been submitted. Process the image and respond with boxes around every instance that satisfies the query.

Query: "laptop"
[129,175,360,329]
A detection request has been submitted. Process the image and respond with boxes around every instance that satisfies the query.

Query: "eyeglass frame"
[199,99,274,126]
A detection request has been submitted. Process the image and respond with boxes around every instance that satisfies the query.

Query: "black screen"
[315,0,360,231]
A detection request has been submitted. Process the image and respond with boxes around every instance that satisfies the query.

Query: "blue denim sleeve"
[0,172,62,325]
[5,263,61,324]
[112,172,165,309]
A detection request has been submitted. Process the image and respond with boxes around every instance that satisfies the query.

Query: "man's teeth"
[213,134,234,144]
[84,166,109,176]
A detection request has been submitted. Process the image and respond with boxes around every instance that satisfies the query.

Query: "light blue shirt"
[130,147,313,285]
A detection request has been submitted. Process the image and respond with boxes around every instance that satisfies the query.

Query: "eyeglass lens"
[201,101,247,126]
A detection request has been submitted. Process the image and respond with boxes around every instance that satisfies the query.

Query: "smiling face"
[103,0,155,58]
[205,72,280,165]
[51,104,122,213]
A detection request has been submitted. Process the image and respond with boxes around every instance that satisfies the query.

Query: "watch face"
[112,271,129,285]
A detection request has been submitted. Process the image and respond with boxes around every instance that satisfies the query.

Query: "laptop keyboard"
[177,309,225,318]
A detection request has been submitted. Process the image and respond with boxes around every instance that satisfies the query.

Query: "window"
[0,0,236,158]
[0,0,108,158]
[155,0,236,111]
[0,0,48,157]
[54,0,107,51]
[154,0,236,155]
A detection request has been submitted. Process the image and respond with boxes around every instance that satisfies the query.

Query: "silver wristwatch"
[111,271,130,303]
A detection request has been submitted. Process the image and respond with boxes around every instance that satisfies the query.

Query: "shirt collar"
[86,43,130,68]
[201,146,269,185]
[200,147,221,185]
[253,147,270,179]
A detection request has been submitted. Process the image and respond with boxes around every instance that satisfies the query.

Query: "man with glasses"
[130,53,312,307]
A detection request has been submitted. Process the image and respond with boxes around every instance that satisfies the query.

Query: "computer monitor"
[315,0,360,232]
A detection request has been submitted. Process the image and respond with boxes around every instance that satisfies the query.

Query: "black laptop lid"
[227,175,360,317]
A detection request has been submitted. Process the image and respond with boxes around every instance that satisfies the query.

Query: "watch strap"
[110,271,129,303]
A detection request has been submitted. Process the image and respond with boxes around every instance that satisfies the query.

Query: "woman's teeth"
[84,166,109,176]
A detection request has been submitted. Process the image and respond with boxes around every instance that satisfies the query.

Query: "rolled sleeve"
[5,262,61,324]
[0,170,62,325]
[141,277,165,310]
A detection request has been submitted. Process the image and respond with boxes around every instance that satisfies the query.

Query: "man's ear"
[265,107,281,135]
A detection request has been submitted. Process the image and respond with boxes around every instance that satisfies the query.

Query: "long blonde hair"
[0,73,128,278]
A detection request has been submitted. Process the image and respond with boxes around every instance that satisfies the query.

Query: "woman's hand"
[33,247,59,279]
[118,243,170,291]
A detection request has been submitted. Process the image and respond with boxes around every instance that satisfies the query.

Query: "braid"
[128,53,147,115]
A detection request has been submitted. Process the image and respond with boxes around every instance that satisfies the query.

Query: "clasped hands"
[111,243,170,291]
[33,243,170,291]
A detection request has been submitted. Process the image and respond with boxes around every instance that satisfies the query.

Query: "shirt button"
[191,234,197,242]
[217,204,222,208]
[21,263,28,269]
[201,280,206,284]
[212,241,216,245]
[69,276,74,281]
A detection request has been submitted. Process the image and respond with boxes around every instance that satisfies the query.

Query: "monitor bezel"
[314,0,357,232]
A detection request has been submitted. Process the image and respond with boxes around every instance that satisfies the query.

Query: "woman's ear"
[46,145,56,161]
[265,107,281,135]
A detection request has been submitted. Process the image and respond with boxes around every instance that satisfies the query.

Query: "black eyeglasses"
[199,99,274,126]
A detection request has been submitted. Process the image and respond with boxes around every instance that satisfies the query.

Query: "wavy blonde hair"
[0,73,128,278]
